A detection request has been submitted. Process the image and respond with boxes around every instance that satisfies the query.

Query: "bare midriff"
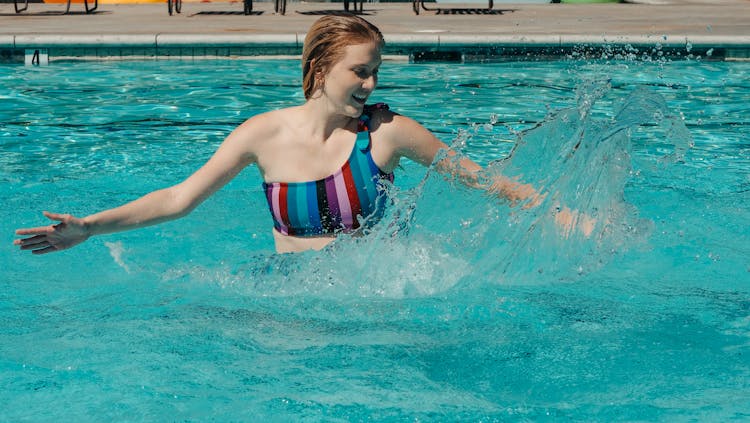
[272,228,336,253]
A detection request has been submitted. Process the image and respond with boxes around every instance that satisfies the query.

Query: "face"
[318,42,382,118]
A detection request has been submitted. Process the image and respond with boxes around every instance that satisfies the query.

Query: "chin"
[345,103,365,117]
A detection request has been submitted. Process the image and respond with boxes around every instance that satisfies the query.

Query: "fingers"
[20,240,51,251]
[14,234,48,246]
[15,226,55,236]
[14,234,58,253]
[14,234,62,254]
[553,205,597,239]
[13,212,76,254]
[15,211,68,235]
[580,215,597,238]
[14,234,55,253]
[522,191,547,210]
[43,211,70,222]
[554,207,575,239]
[32,245,58,255]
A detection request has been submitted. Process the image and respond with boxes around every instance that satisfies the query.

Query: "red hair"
[301,14,384,100]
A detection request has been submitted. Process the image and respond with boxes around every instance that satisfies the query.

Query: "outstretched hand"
[486,175,596,238]
[14,212,90,255]
[486,174,545,209]
[553,204,596,239]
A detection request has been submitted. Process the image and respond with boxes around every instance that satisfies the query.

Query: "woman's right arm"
[14,119,261,255]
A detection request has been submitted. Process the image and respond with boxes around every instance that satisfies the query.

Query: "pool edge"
[2,33,750,63]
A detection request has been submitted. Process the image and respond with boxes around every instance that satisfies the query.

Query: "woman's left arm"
[380,112,595,237]
[381,113,539,205]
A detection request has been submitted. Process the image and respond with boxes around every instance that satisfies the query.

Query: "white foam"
[104,241,132,274]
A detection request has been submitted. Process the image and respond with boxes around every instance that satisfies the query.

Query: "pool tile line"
[154,33,301,48]
[5,32,750,48]
[13,34,157,48]
[2,33,750,63]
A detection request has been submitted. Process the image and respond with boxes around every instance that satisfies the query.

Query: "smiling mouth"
[352,94,367,105]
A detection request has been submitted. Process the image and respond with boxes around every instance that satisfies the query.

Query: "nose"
[362,74,377,91]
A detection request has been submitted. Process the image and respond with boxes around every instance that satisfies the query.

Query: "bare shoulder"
[225,107,298,156]
[368,106,412,133]
[232,108,289,143]
[367,104,448,167]
[368,105,436,146]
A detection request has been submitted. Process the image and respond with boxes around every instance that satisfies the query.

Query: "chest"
[256,128,352,182]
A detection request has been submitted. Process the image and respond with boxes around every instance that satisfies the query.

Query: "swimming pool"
[2,57,749,420]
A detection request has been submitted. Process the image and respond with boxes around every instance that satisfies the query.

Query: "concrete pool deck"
[1,0,749,61]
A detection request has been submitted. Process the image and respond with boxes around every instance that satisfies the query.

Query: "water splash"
[105,241,132,274]
[401,79,692,285]
[170,81,693,296]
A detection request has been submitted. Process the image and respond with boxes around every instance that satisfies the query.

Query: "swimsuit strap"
[356,102,389,151]
[358,102,390,132]
[263,103,394,237]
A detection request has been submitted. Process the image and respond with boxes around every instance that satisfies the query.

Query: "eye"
[354,68,369,78]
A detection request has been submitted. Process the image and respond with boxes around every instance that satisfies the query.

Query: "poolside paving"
[1,0,749,59]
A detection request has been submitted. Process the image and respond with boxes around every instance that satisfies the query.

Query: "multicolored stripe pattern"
[262,104,394,237]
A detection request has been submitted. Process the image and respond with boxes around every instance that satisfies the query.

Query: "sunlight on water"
[2,58,748,421]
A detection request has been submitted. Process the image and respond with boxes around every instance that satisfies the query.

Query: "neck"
[301,97,359,142]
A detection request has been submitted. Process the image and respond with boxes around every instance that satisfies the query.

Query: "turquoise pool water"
[2,58,749,420]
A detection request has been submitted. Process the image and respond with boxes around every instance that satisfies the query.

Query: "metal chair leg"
[168,0,181,16]
[14,0,29,13]
[416,0,495,15]
[274,0,286,15]
[84,0,98,13]
[344,0,364,13]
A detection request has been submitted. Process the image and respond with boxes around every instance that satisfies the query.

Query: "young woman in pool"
[15,14,580,255]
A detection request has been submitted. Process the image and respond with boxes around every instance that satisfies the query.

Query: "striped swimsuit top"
[262,104,394,237]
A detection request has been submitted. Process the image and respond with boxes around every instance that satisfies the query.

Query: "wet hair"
[301,14,385,100]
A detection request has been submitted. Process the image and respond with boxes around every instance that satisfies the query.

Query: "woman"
[14,14,542,255]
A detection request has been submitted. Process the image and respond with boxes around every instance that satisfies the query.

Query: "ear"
[314,68,325,83]
[313,63,326,91]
